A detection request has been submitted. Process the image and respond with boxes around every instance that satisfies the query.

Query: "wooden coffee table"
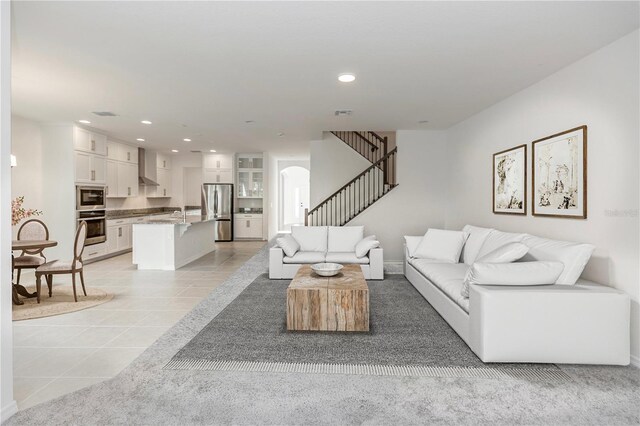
[286,264,369,332]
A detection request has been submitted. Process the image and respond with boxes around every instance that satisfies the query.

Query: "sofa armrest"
[469,283,630,365]
[269,247,284,279]
[368,247,384,280]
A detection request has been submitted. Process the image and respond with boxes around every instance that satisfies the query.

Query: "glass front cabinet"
[236,154,264,198]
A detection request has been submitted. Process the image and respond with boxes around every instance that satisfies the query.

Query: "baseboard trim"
[164,358,571,382]
[630,354,640,368]
[1,400,18,422]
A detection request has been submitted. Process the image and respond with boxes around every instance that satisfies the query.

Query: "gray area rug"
[7,241,640,426]
[169,274,561,378]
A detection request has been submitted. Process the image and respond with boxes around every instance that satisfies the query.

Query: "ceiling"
[11,1,639,155]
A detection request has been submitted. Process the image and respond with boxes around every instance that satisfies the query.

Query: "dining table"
[11,239,58,305]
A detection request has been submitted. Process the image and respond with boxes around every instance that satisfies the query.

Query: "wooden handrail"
[307,148,397,216]
[352,132,380,150]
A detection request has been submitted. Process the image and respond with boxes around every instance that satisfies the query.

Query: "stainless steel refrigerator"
[201,183,234,242]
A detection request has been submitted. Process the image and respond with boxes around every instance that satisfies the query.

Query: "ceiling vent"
[92,111,118,117]
[190,150,202,153]
[334,110,353,117]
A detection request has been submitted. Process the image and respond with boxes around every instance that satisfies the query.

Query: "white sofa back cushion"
[476,242,529,264]
[461,261,564,297]
[461,225,493,265]
[291,226,328,252]
[521,235,595,285]
[328,226,364,252]
[414,229,468,263]
[276,234,300,257]
[355,235,380,258]
[404,236,423,258]
[476,230,527,259]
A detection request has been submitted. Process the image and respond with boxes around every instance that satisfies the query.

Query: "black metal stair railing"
[305,148,398,226]
[331,131,388,164]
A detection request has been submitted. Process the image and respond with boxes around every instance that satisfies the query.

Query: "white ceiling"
[11,1,639,155]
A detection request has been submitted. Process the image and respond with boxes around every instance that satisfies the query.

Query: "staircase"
[306,131,398,226]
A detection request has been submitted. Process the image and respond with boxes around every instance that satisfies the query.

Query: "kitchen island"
[132,216,216,270]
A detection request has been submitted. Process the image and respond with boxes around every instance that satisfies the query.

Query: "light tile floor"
[12,240,265,410]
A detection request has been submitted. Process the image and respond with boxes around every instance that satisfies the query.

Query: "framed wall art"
[532,125,587,219]
[493,144,527,215]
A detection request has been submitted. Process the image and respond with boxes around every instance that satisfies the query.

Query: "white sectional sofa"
[404,225,630,365]
[269,226,384,280]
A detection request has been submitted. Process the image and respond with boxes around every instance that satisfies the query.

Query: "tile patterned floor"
[12,241,265,410]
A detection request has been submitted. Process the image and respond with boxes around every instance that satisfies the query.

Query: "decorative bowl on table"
[311,263,344,277]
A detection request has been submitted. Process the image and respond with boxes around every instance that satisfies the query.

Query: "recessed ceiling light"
[183,138,192,142]
[338,73,356,83]
[209,149,216,153]
[136,138,145,142]
[171,149,179,153]
[78,120,91,124]
[141,120,152,125]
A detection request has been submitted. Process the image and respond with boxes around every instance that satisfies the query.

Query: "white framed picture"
[532,126,587,219]
[493,144,526,215]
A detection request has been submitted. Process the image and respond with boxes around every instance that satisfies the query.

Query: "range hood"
[138,148,159,186]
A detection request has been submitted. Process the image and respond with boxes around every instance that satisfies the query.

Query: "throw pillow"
[276,234,300,257]
[521,235,595,285]
[460,225,493,265]
[414,229,468,263]
[404,236,423,258]
[355,236,380,258]
[475,242,529,264]
[461,261,564,298]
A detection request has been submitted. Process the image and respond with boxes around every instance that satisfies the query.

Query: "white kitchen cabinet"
[203,153,233,170]
[74,127,107,156]
[237,171,263,198]
[107,141,120,160]
[106,219,132,254]
[157,154,171,170]
[106,160,118,197]
[203,168,233,184]
[82,242,107,261]
[148,168,172,198]
[117,162,137,197]
[75,151,106,184]
[108,140,139,164]
[237,154,263,170]
[234,214,263,239]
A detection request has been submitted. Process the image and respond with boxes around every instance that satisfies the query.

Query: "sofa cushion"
[325,252,370,264]
[291,226,328,252]
[521,235,595,285]
[476,242,529,264]
[461,261,565,298]
[411,259,470,312]
[476,230,526,259]
[404,236,423,258]
[461,225,493,265]
[328,226,364,252]
[414,229,468,263]
[283,251,326,264]
[276,234,300,257]
[355,236,380,258]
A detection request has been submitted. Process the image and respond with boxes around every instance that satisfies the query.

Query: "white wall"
[10,116,44,238]
[0,1,17,420]
[310,132,371,207]
[310,130,449,262]
[445,30,640,361]
[267,156,310,238]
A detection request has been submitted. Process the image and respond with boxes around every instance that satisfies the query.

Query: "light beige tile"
[105,326,170,348]
[64,347,146,378]
[14,347,97,378]
[16,326,89,348]
[59,327,128,348]
[40,309,114,326]
[177,287,216,297]
[134,310,190,327]
[18,377,107,410]
[97,310,151,326]
[13,377,55,404]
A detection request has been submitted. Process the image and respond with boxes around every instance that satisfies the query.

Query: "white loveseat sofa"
[269,226,384,280]
[404,225,630,365]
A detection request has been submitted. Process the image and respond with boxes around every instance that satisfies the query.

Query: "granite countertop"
[106,207,182,219]
[136,215,216,225]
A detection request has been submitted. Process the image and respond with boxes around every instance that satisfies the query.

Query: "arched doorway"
[279,166,310,232]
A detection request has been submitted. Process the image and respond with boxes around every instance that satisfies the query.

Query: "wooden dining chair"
[13,219,49,284]
[35,221,88,303]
